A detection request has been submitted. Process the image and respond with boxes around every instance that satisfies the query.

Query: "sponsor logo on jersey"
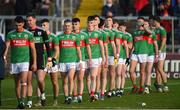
[38,32,42,36]
[80,40,86,47]
[11,39,30,46]
[88,38,99,44]
[134,35,145,42]
[60,40,76,48]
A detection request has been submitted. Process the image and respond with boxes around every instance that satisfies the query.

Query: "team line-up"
[3,14,169,109]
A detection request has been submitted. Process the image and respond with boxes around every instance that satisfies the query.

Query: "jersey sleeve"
[75,35,80,46]
[52,36,59,45]
[126,34,133,43]
[160,28,167,37]
[28,33,34,42]
[152,32,157,41]
[6,33,11,41]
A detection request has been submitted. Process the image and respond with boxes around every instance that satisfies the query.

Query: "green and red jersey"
[104,28,115,56]
[84,29,103,59]
[115,31,127,59]
[154,26,167,52]
[6,29,34,63]
[57,32,80,63]
[146,32,157,55]
[74,31,89,61]
[132,30,149,54]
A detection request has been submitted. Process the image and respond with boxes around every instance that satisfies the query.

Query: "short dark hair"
[153,16,161,23]
[41,18,49,23]
[148,15,154,20]
[26,13,36,18]
[106,16,113,19]
[137,16,145,20]
[14,16,25,23]
[64,19,72,24]
[72,18,80,23]
[119,21,126,26]
[87,16,95,22]
[94,15,100,18]
[98,18,105,28]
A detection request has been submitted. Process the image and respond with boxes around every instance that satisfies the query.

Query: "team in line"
[3,14,169,109]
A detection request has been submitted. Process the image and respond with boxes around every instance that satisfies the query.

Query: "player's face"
[72,22,80,31]
[154,21,159,27]
[15,22,24,32]
[26,16,36,28]
[143,21,149,28]
[64,22,72,33]
[41,22,49,31]
[87,21,94,31]
[94,17,100,26]
[118,25,126,32]
[113,23,119,29]
[105,18,113,27]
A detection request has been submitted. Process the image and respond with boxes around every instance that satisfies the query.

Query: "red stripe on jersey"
[156,34,161,40]
[88,38,99,45]
[80,40,86,47]
[116,38,124,44]
[143,36,154,44]
[60,40,76,48]
[10,39,30,47]
[134,35,145,42]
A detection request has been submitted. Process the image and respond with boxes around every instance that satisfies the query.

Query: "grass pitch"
[0,76,180,109]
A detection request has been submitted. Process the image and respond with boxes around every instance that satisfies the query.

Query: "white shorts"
[11,62,29,74]
[147,55,154,63]
[76,61,86,71]
[159,52,166,60]
[118,58,126,65]
[59,62,76,73]
[108,56,114,65]
[44,65,59,73]
[131,54,147,63]
[91,58,101,68]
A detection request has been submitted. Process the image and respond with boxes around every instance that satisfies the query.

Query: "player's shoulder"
[24,29,33,35]
[7,29,16,35]
[50,33,56,37]
[159,26,166,31]
[36,26,46,32]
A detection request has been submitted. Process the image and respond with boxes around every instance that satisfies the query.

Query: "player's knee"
[20,81,27,86]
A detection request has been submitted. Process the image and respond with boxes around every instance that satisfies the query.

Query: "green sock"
[65,96,68,100]
[164,82,167,86]
[54,96,58,100]
[21,97,25,103]
[17,98,21,104]
[27,96,32,101]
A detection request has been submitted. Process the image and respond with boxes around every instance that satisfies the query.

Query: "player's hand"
[101,58,105,67]
[52,58,57,67]
[79,60,83,70]
[104,60,108,68]
[88,59,92,68]
[125,58,130,66]
[46,57,53,69]
[3,56,7,65]
[114,57,118,66]
[154,55,159,63]
[31,63,37,71]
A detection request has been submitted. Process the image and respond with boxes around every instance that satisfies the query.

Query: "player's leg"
[100,66,107,100]
[85,69,91,94]
[120,64,126,96]
[73,72,78,103]
[67,63,76,104]
[50,71,59,106]
[158,59,168,92]
[145,61,153,94]
[36,69,46,106]
[95,64,101,100]
[89,67,98,102]
[26,71,33,108]
[116,62,123,97]
[154,63,163,92]
[108,65,115,97]
[14,74,22,108]
[61,72,69,104]
[77,69,85,103]
[129,54,138,93]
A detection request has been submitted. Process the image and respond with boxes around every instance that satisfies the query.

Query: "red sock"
[90,91,94,96]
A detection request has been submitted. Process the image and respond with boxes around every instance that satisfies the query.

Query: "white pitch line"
[1,82,180,101]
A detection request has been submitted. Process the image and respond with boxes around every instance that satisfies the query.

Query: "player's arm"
[159,36,166,52]
[115,38,120,59]
[99,39,105,65]
[30,41,37,71]
[123,40,129,58]
[42,30,51,59]
[3,40,10,63]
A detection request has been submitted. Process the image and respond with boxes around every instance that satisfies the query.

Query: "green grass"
[0,76,180,109]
